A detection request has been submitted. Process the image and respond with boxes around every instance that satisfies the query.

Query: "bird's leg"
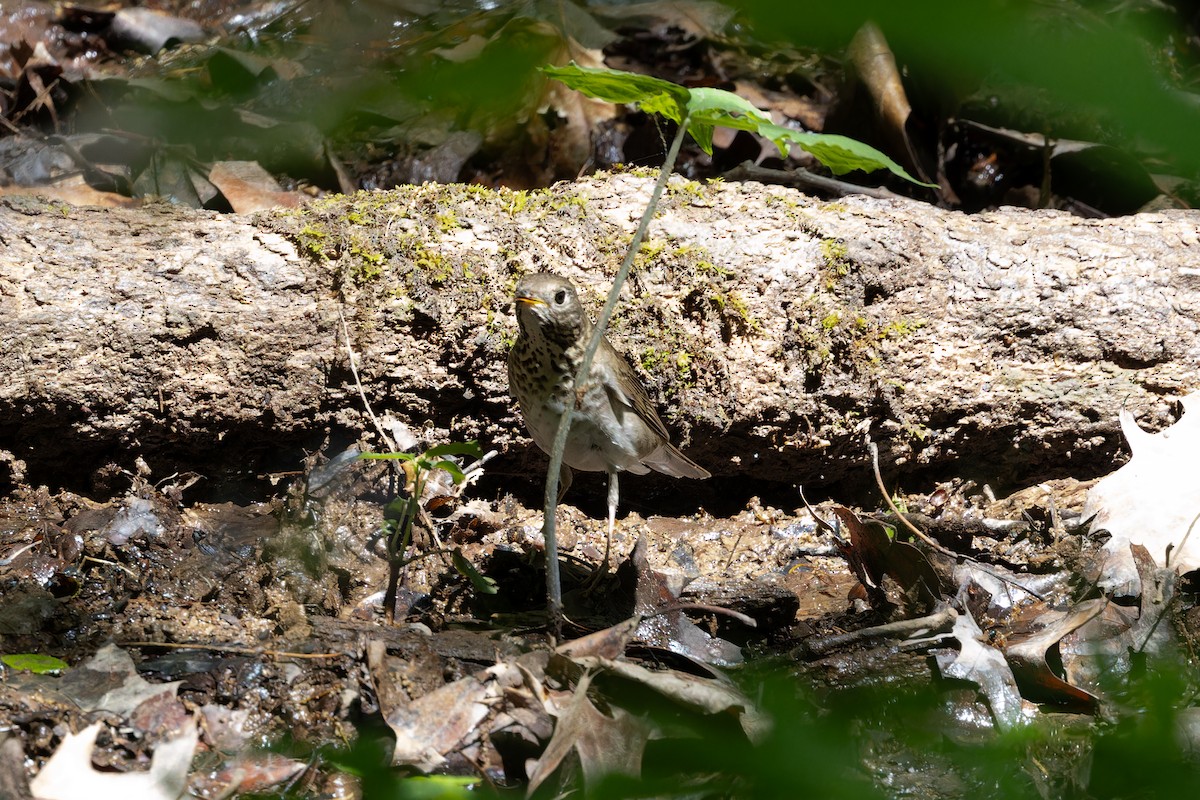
[602,469,618,572]
[580,469,618,594]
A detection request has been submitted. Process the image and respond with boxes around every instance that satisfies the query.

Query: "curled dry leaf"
[847,21,929,184]
[526,671,648,795]
[30,719,199,800]
[938,609,1025,730]
[1085,391,1200,594]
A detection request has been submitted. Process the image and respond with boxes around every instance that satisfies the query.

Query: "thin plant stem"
[339,307,395,452]
[539,115,692,625]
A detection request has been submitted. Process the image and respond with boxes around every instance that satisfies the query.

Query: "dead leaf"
[629,537,743,665]
[525,671,648,795]
[208,161,307,213]
[938,610,1024,729]
[192,754,306,797]
[557,616,641,659]
[848,21,929,184]
[59,644,182,717]
[1004,600,1104,711]
[837,507,942,610]
[133,154,217,208]
[591,1,735,41]
[0,179,141,208]
[106,7,205,53]
[383,673,491,770]
[537,43,618,178]
[1085,391,1200,593]
[0,735,32,800]
[570,655,769,743]
[30,719,198,800]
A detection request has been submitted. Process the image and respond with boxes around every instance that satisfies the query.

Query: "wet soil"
[0,450,1095,796]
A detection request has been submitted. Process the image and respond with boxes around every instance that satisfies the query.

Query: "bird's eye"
[554,290,567,304]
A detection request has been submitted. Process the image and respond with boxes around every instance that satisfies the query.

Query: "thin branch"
[339,307,394,452]
[797,605,959,658]
[867,438,1047,600]
[538,116,692,625]
[118,640,345,659]
[868,440,941,550]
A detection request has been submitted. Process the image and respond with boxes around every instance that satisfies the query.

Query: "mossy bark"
[1,176,1197,499]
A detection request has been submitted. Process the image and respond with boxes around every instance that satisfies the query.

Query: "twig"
[338,307,394,452]
[0,541,36,566]
[655,602,758,628]
[539,114,693,626]
[797,605,959,658]
[1165,510,1200,573]
[1134,513,1198,655]
[868,440,941,550]
[867,438,1047,600]
[721,161,903,200]
[118,641,345,659]
[82,555,138,579]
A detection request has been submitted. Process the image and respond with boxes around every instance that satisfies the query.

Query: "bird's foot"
[580,498,616,595]
[579,553,612,595]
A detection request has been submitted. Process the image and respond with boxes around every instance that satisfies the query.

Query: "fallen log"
[0,175,1196,501]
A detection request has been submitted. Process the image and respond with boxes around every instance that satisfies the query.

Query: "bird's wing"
[641,441,711,479]
[598,339,672,442]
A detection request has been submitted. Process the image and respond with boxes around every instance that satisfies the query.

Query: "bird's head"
[513,273,588,346]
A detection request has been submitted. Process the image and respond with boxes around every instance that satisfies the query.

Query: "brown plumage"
[507,272,709,561]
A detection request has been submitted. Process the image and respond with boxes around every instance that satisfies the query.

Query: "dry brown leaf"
[0,179,140,208]
[526,671,648,795]
[1004,600,1105,711]
[385,674,491,770]
[208,161,307,213]
[848,21,928,183]
[59,644,182,717]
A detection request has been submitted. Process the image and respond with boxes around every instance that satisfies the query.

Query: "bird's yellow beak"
[515,295,546,307]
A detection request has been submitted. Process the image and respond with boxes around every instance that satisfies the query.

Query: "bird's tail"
[642,443,710,480]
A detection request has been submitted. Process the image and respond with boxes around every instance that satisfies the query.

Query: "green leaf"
[423,441,483,459]
[383,496,415,527]
[2,653,69,674]
[687,87,772,128]
[545,62,934,186]
[760,123,936,187]
[426,460,467,484]
[452,548,498,595]
[542,63,689,123]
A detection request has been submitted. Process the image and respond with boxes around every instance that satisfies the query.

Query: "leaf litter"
[0,392,1197,795]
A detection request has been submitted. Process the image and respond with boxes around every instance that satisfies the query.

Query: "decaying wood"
[0,176,1197,499]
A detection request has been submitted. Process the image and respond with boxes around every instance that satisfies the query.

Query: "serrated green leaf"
[760,123,936,187]
[542,63,689,123]
[2,653,69,674]
[452,548,498,595]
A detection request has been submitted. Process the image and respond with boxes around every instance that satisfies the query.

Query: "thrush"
[507,272,709,567]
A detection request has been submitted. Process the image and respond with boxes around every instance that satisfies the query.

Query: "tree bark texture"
[0,176,1197,500]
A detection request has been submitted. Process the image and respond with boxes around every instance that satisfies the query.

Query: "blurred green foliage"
[735,0,1200,174]
[276,657,1200,799]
